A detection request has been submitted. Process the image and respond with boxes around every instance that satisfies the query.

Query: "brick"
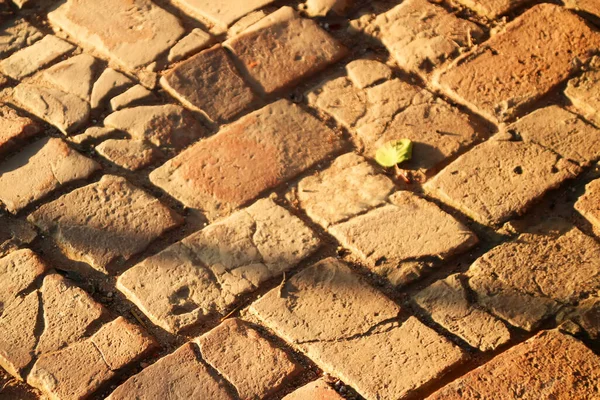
[104,105,205,149]
[227,11,267,37]
[29,175,182,273]
[167,28,213,63]
[197,318,300,399]
[172,0,275,29]
[428,330,600,399]
[565,66,600,128]
[109,84,156,111]
[96,139,161,171]
[557,298,600,339]
[42,54,101,101]
[0,35,74,79]
[48,0,184,70]
[453,0,533,19]
[465,224,600,331]
[70,126,120,146]
[434,4,600,122]
[283,379,343,400]
[14,83,91,134]
[224,7,347,95]
[29,318,154,400]
[508,105,600,166]
[576,178,600,233]
[306,0,351,17]
[0,18,43,58]
[361,0,483,75]
[251,258,466,400]
[150,99,343,220]
[117,198,320,333]
[0,249,47,315]
[0,138,100,213]
[107,342,235,400]
[565,0,600,20]
[160,45,256,123]
[424,140,580,226]
[90,317,157,370]
[0,217,37,257]
[329,191,478,286]
[90,68,134,109]
[414,274,510,351]
[307,63,482,173]
[345,59,392,89]
[294,153,396,228]
[0,105,40,156]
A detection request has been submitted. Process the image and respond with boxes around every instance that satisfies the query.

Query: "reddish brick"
[0,105,39,156]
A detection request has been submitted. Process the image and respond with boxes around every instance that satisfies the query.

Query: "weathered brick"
[96,139,161,171]
[28,175,182,273]
[42,54,101,101]
[28,317,155,400]
[251,258,467,400]
[465,224,600,331]
[294,153,396,228]
[0,217,37,257]
[0,105,40,156]
[414,274,511,351]
[150,99,343,220]
[0,138,100,213]
[453,0,533,19]
[160,45,257,123]
[283,379,344,400]
[168,28,213,63]
[0,35,74,79]
[104,105,205,149]
[197,318,300,399]
[118,198,319,333]
[434,4,600,122]
[428,330,600,399]
[307,62,483,173]
[109,85,156,111]
[172,0,275,30]
[424,140,580,226]
[329,191,478,286]
[507,105,600,166]
[0,249,47,315]
[576,178,600,234]
[0,18,43,58]
[565,66,600,128]
[565,0,600,20]
[48,0,184,70]
[107,342,235,400]
[224,7,347,95]
[345,59,393,89]
[361,0,483,75]
[14,83,91,134]
[90,68,134,110]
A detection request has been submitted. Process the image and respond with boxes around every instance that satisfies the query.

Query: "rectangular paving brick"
[361,0,483,75]
[0,105,39,156]
[434,4,600,122]
[465,224,600,331]
[507,105,600,166]
[565,66,600,128]
[224,7,347,95]
[307,60,484,173]
[251,258,467,400]
[414,274,511,351]
[107,342,235,400]
[173,0,275,30]
[329,191,478,286]
[424,139,580,226]
[0,34,74,79]
[197,318,300,399]
[150,99,343,220]
[576,178,600,234]
[28,175,182,273]
[117,198,320,333]
[48,0,184,70]
[0,138,100,213]
[160,45,257,123]
[428,330,600,399]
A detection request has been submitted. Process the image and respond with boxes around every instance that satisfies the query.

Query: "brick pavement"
[0,0,600,399]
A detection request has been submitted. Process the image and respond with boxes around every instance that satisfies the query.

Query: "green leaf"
[375,139,413,168]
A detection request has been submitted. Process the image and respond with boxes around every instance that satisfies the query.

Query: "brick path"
[0,0,600,399]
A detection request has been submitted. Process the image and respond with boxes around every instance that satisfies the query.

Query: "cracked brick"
[117,198,320,333]
[565,0,600,20]
[197,318,301,399]
[329,191,478,286]
[167,28,213,63]
[150,99,343,220]
[90,68,134,110]
[565,65,600,128]
[0,18,43,58]
[0,138,100,213]
[453,0,533,19]
[576,178,600,235]
[0,217,37,257]
[28,175,182,273]
[0,104,40,157]
[96,139,161,171]
[434,4,600,122]
[251,258,466,400]
[42,54,102,101]
[0,249,47,315]
[424,140,580,226]
[173,0,275,30]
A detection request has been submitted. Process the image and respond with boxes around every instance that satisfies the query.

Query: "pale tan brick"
[0,104,39,156]
[0,249,47,315]
[283,379,344,400]
[565,66,600,128]
[0,35,74,79]
[576,178,600,234]
[172,0,275,29]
